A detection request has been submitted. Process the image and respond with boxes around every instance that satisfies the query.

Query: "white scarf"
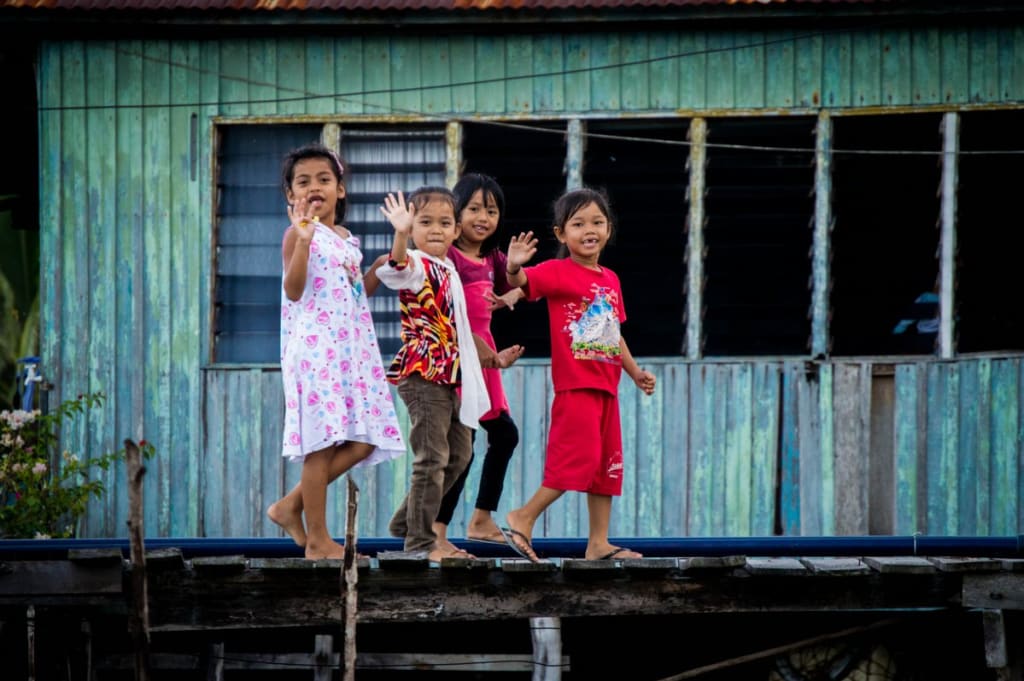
[377,250,491,429]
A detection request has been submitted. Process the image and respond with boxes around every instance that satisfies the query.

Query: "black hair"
[452,173,507,256]
[280,143,348,223]
[406,186,457,216]
[552,187,615,258]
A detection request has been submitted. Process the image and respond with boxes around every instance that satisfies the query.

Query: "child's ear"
[553,225,566,242]
[336,181,346,200]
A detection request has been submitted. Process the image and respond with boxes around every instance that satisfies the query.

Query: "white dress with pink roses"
[279,224,405,465]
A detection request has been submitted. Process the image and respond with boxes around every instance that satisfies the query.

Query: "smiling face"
[554,200,611,268]
[456,189,501,254]
[411,197,459,258]
[285,157,345,226]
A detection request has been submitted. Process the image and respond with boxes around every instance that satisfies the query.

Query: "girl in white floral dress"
[267,143,405,560]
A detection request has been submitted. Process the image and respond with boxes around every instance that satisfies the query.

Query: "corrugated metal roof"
[0,0,886,11]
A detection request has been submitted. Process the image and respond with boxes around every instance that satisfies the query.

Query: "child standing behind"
[502,187,656,563]
[376,187,490,562]
[433,174,524,556]
[269,143,405,560]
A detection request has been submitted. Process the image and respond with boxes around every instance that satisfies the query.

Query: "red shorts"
[542,389,623,496]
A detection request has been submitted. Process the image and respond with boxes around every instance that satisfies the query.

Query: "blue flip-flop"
[499,526,540,563]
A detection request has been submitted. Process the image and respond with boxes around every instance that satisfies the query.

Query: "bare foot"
[304,537,346,560]
[586,545,643,561]
[267,500,306,548]
[503,512,540,563]
[466,517,505,543]
[434,536,463,557]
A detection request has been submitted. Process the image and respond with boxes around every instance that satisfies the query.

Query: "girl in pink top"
[503,187,656,563]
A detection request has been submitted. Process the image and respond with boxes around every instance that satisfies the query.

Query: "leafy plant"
[0,392,153,538]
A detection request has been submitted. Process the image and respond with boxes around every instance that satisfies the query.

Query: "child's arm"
[620,338,656,395]
[281,198,319,301]
[363,253,389,297]
[505,231,538,289]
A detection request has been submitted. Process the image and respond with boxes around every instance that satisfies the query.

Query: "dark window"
[461,121,567,357]
[957,110,1024,353]
[703,117,816,356]
[830,114,942,356]
[214,124,321,363]
[213,124,445,364]
[584,119,689,357]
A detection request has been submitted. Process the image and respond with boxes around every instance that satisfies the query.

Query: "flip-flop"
[597,547,641,561]
[499,526,540,563]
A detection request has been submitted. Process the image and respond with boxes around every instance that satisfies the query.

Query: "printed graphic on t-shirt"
[563,284,622,363]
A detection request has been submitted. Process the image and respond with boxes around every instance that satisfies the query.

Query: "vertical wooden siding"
[36,24,1024,537]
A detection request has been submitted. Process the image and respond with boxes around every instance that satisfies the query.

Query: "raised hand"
[507,231,538,269]
[380,191,414,236]
[287,197,319,242]
[495,344,524,369]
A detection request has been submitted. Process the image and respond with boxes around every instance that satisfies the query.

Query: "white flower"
[33,532,51,540]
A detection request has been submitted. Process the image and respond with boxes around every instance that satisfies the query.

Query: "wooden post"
[26,604,36,681]
[125,439,151,681]
[938,112,959,359]
[811,110,833,358]
[565,119,584,190]
[530,616,562,681]
[341,477,359,681]
[685,117,707,359]
[446,121,463,189]
[314,635,334,681]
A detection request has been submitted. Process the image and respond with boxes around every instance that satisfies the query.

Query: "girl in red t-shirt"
[502,187,656,563]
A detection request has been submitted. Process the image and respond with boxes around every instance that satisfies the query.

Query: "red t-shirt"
[523,258,625,395]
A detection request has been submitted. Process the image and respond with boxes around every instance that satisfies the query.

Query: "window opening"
[214,124,321,364]
[830,114,942,356]
[703,117,816,356]
[583,119,689,357]
[340,126,447,359]
[956,109,1024,353]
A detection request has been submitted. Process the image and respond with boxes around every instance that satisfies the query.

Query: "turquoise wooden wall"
[35,23,1024,538]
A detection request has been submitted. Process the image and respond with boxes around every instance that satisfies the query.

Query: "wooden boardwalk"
[1,544,1022,678]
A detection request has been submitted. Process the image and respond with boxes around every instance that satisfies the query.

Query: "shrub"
[0,392,153,538]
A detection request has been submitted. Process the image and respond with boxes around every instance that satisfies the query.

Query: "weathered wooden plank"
[964,573,1024,610]
[648,32,679,110]
[728,365,753,535]
[687,365,711,535]
[851,29,881,106]
[421,35,452,115]
[797,365,823,535]
[928,557,1002,573]
[633,364,663,538]
[795,32,823,108]
[660,364,688,536]
[822,30,852,107]
[991,359,1020,535]
[765,29,795,108]
[589,32,620,111]
[799,558,870,575]
[142,40,173,537]
[505,34,532,114]
[335,35,364,115]
[733,33,764,109]
[531,33,563,114]
[834,363,868,535]
[169,42,204,538]
[941,29,970,107]
[779,363,801,535]
[82,43,118,539]
[0,561,122,595]
[911,27,941,105]
[745,558,807,576]
[246,37,277,117]
[473,35,504,114]
[621,33,648,111]
[616,368,639,537]
[305,37,336,116]
[882,28,912,106]
[927,362,960,534]
[862,556,935,575]
[868,371,895,535]
[970,27,1000,105]
[677,32,707,110]
[705,32,735,109]
[360,36,389,116]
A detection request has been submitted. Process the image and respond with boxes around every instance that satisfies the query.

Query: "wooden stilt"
[341,477,359,681]
[314,635,333,681]
[26,604,36,681]
[530,616,562,681]
[204,642,224,681]
[125,439,151,681]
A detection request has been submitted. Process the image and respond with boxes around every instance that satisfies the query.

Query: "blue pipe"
[1,535,1021,560]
